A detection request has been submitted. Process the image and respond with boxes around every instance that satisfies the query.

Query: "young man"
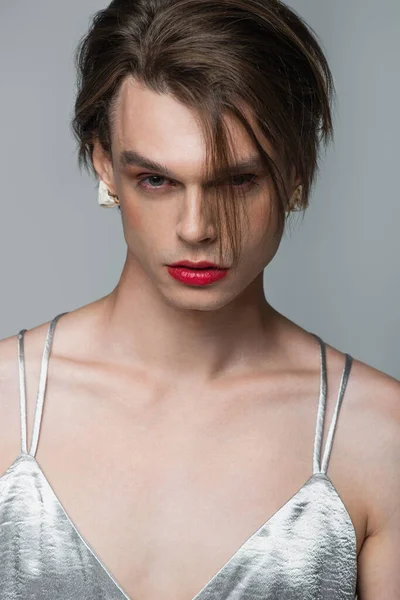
[0,1,399,598]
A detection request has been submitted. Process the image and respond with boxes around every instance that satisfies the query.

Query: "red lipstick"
[167,260,229,286]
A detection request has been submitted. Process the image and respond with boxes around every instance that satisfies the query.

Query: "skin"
[0,75,399,599]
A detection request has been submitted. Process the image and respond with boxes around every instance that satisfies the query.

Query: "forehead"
[110,76,272,173]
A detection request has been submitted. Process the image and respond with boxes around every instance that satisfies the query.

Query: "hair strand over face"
[71,0,335,268]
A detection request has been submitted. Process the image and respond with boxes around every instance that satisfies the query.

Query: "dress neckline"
[0,451,357,600]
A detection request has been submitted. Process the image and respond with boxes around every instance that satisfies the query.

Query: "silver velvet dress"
[0,313,358,598]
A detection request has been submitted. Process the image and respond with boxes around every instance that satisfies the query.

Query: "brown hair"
[71,0,335,269]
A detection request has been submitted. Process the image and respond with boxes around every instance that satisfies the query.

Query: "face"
[93,76,299,312]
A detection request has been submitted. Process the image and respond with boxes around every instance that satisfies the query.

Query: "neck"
[86,254,286,384]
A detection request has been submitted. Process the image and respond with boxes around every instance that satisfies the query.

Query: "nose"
[175,186,217,245]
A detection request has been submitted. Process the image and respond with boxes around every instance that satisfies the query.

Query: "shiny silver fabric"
[0,313,358,599]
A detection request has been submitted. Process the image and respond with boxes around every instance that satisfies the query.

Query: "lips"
[168,260,227,269]
[178,265,217,269]
[167,264,229,285]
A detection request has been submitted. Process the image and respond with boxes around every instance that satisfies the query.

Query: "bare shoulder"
[0,318,54,475]
[335,355,400,597]
[0,317,53,386]
[344,361,400,600]
[326,342,400,538]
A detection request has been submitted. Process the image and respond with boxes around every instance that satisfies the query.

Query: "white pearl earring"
[98,179,120,208]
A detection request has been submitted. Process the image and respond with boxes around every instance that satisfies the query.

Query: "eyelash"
[136,173,259,192]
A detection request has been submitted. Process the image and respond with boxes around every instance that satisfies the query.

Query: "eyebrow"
[119,149,264,183]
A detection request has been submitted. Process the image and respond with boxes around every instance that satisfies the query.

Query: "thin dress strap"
[17,312,68,457]
[311,333,353,475]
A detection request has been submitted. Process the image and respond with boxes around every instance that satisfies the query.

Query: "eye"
[228,174,259,188]
[135,173,259,192]
[137,175,171,190]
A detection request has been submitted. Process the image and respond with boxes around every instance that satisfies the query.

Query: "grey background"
[0,1,399,378]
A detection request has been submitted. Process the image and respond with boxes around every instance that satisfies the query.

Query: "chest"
[25,371,363,600]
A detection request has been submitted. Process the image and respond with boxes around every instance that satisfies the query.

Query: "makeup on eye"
[134,173,259,192]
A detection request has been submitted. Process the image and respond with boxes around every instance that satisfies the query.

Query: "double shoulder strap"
[17,313,68,457]
[17,315,352,473]
[312,333,353,475]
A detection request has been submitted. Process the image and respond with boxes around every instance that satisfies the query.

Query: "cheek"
[254,189,282,234]
[246,202,272,242]
[244,198,282,259]
[127,209,142,230]
[120,201,144,251]
[122,201,169,256]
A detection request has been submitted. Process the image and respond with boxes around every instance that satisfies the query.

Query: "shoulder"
[330,347,400,537]
[341,357,400,597]
[305,337,400,535]
[0,318,52,382]
[0,318,54,474]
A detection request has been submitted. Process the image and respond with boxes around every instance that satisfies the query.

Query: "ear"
[92,138,117,196]
[287,164,301,197]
